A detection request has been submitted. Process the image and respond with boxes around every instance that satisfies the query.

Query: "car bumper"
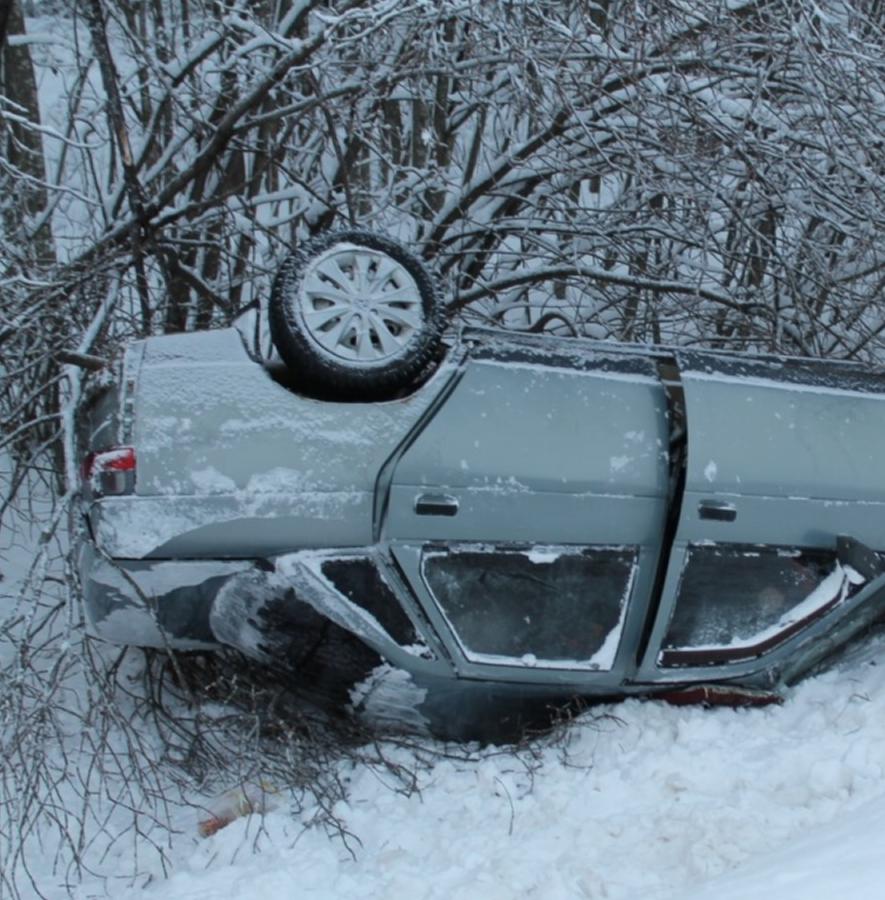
[76,538,252,649]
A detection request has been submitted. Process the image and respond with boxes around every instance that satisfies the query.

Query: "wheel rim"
[296,244,424,364]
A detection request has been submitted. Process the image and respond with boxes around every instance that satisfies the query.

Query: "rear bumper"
[76,538,252,649]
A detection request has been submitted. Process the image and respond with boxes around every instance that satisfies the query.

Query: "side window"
[320,556,419,647]
[422,544,637,670]
[660,545,842,667]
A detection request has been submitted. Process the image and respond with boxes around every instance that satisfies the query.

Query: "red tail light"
[82,447,136,495]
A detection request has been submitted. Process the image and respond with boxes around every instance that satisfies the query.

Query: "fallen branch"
[56,350,107,371]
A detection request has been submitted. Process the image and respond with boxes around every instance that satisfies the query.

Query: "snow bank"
[672,798,885,900]
[107,633,885,900]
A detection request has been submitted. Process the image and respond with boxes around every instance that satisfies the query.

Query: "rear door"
[640,351,885,678]
[384,342,670,687]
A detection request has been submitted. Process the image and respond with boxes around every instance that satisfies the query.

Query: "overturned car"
[74,231,885,740]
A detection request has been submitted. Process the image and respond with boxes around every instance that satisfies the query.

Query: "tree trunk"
[0,0,54,268]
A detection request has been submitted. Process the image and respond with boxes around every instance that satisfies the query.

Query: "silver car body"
[75,325,885,737]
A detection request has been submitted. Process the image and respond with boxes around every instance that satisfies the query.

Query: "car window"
[422,544,637,670]
[660,545,841,666]
[320,556,419,647]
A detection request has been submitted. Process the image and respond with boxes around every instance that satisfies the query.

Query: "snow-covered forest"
[1,0,884,897]
[3,0,884,480]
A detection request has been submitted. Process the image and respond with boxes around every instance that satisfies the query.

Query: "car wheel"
[269,230,446,399]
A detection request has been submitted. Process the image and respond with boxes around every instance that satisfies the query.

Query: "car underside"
[73,233,885,741]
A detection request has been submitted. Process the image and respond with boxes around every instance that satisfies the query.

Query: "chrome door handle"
[698,499,736,522]
[415,493,459,517]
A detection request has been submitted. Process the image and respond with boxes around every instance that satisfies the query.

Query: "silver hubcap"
[297,244,423,364]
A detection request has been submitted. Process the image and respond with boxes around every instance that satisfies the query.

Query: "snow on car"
[72,231,885,740]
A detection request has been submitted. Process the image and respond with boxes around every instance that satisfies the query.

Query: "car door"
[383,341,670,687]
[640,350,885,679]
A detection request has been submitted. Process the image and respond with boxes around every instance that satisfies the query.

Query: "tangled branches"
[0,480,580,898]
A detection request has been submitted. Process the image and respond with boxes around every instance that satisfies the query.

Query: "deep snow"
[5,457,885,899]
[105,643,885,900]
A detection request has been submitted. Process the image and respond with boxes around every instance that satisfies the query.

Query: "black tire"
[269,230,446,399]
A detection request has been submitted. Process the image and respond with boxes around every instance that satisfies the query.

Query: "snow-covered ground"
[4,485,885,900]
[109,651,885,900]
